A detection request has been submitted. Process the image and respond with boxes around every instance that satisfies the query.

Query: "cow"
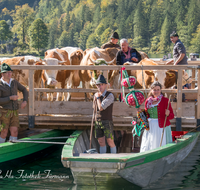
[110,58,192,102]
[61,47,80,59]
[1,56,44,88]
[79,47,118,89]
[44,48,86,101]
[44,48,71,101]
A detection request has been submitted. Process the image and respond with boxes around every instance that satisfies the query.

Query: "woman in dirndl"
[140,81,174,152]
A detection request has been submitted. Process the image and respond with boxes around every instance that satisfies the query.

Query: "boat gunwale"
[62,130,200,165]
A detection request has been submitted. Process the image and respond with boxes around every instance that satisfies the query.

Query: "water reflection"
[1,138,200,190]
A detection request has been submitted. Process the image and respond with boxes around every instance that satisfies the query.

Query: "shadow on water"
[1,137,200,190]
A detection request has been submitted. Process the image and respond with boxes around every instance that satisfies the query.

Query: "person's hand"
[165,109,170,116]
[94,92,101,100]
[21,101,27,109]
[166,60,173,65]
[131,57,138,62]
[9,95,18,101]
[137,108,142,112]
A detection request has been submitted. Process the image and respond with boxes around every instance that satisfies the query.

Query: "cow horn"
[106,57,116,64]
[58,60,66,64]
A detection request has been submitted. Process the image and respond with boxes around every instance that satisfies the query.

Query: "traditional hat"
[96,74,107,85]
[0,63,13,73]
[170,31,179,37]
[110,32,119,39]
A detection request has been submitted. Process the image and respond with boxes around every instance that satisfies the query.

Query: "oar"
[90,100,97,149]
[10,140,71,145]
[160,95,171,147]
[18,136,75,141]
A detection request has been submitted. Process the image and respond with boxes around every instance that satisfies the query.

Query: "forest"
[0,0,200,56]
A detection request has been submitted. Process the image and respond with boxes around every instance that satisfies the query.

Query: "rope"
[141,65,147,98]
[10,140,71,145]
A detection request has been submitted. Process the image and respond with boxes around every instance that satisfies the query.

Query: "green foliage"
[1,0,200,54]
[28,18,49,52]
[100,27,112,45]
[11,4,35,44]
[157,15,171,54]
[58,30,69,48]
[190,24,200,53]
[0,20,13,43]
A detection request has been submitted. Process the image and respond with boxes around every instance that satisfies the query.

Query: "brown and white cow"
[2,56,44,88]
[77,47,118,100]
[80,47,118,88]
[110,58,191,94]
[44,48,71,101]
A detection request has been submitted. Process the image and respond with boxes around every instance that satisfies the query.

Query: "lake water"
[1,137,200,190]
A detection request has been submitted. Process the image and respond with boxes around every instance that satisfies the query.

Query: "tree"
[11,4,35,45]
[28,18,49,53]
[190,24,200,53]
[133,0,147,48]
[0,20,13,46]
[58,30,69,48]
[157,15,171,53]
[187,0,200,46]
[86,33,100,48]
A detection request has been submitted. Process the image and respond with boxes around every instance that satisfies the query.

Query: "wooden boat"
[0,129,73,172]
[61,130,199,187]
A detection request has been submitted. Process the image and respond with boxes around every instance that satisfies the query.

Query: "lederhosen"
[95,91,114,139]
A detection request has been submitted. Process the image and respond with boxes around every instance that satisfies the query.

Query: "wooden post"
[28,70,35,128]
[197,68,200,131]
[176,69,183,131]
[191,69,196,89]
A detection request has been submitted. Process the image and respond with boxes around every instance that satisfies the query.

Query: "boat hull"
[0,129,72,172]
[118,134,198,187]
[61,130,199,187]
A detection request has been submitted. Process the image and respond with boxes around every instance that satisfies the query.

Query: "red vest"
[145,96,174,128]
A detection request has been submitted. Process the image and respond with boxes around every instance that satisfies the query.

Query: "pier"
[11,60,200,131]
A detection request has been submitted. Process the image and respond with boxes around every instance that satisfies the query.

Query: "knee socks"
[110,146,117,154]
[100,146,107,154]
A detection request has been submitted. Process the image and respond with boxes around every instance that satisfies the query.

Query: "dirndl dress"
[140,101,172,153]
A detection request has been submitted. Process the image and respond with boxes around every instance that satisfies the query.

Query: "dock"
[10,60,200,131]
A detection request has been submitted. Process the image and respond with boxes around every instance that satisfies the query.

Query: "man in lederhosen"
[93,74,116,153]
[0,63,28,143]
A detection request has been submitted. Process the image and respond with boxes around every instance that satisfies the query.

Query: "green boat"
[0,129,73,172]
[61,130,199,187]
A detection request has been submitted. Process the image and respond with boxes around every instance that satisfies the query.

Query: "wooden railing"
[10,63,200,131]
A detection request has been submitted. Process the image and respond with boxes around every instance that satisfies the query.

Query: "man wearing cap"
[0,63,28,143]
[93,74,116,154]
[166,31,188,65]
[116,38,141,65]
[101,32,121,49]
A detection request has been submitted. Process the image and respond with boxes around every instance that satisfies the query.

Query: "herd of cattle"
[0,47,190,101]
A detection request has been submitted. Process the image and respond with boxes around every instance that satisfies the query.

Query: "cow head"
[70,50,83,66]
[144,70,167,88]
[42,58,61,87]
